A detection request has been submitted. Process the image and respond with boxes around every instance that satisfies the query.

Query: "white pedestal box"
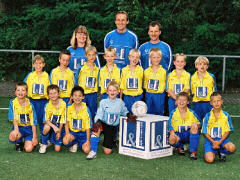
[119,114,173,159]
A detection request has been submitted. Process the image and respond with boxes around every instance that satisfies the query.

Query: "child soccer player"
[169,92,200,160]
[8,82,38,152]
[88,80,129,158]
[167,53,190,114]
[39,85,66,153]
[202,92,236,163]
[144,48,166,115]
[24,55,50,137]
[75,45,99,118]
[191,56,217,122]
[63,86,92,154]
[120,49,143,112]
[50,49,74,104]
[100,47,121,99]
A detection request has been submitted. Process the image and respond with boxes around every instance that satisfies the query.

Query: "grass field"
[0,97,240,180]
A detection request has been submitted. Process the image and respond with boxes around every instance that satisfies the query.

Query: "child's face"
[59,54,70,67]
[104,52,116,65]
[174,56,186,70]
[129,52,140,66]
[76,32,87,44]
[33,60,45,72]
[150,52,161,66]
[210,95,223,110]
[86,51,96,63]
[107,85,118,100]
[48,89,59,101]
[176,96,189,108]
[72,91,84,104]
[195,62,208,73]
[15,86,27,99]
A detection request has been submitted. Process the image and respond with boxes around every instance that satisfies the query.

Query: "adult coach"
[139,21,173,73]
[104,11,138,69]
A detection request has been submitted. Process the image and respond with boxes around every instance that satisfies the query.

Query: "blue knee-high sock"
[90,136,100,152]
[41,133,50,145]
[173,141,183,149]
[189,133,200,153]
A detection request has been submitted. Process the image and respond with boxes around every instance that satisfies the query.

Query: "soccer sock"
[189,133,200,153]
[41,133,50,145]
[173,141,183,149]
[220,147,230,155]
[90,134,100,153]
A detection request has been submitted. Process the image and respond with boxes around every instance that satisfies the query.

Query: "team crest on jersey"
[145,49,149,54]
[110,40,114,44]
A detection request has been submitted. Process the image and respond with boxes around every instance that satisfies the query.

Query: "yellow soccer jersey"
[166,69,190,96]
[144,65,166,93]
[169,107,200,132]
[8,98,37,126]
[100,64,121,94]
[202,110,233,138]
[120,65,143,96]
[50,66,74,98]
[67,102,91,132]
[191,71,217,102]
[77,63,99,94]
[43,99,66,125]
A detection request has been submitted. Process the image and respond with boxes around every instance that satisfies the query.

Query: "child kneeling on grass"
[8,82,38,152]
[202,92,236,163]
[168,92,201,160]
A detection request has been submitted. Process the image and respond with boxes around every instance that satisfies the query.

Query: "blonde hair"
[70,25,91,49]
[195,56,209,66]
[174,53,187,62]
[85,45,97,55]
[129,48,141,57]
[33,55,45,64]
[107,80,119,91]
[149,47,162,57]
[104,47,116,56]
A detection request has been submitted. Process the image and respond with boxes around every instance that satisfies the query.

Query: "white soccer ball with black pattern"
[131,101,148,117]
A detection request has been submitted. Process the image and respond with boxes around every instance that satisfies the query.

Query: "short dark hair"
[176,92,190,102]
[149,21,161,30]
[59,49,71,58]
[71,85,85,96]
[115,10,129,21]
[47,84,59,95]
[210,92,222,100]
[15,82,28,91]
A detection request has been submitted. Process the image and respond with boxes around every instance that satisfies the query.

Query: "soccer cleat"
[177,148,185,155]
[47,140,52,147]
[69,144,78,153]
[190,152,198,160]
[15,142,24,152]
[219,153,226,162]
[39,144,47,154]
[86,151,97,160]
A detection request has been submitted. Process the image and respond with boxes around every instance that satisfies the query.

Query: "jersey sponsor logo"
[114,47,125,60]
[150,121,170,151]
[19,114,30,124]
[174,84,184,94]
[58,80,67,91]
[122,120,146,150]
[72,119,82,130]
[210,127,222,138]
[73,58,85,70]
[127,78,138,89]
[50,115,61,126]
[86,77,96,88]
[106,113,119,125]
[32,84,44,95]
[196,86,207,97]
[148,79,159,91]
[178,125,190,133]
[104,78,114,89]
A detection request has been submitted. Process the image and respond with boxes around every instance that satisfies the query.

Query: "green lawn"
[0,100,240,180]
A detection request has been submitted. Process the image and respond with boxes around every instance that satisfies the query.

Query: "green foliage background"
[0,0,239,88]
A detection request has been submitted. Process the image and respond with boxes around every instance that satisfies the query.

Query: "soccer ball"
[131,101,148,117]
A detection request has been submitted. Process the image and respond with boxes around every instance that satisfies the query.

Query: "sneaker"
[219,153,226,162]
[69,144,78,153]
[183,144,189,151]
[177,148,185,155]
[190,152,198,160]
[86,151,97,160]
[39,144,47,154]
[15,142,24,152]
[47,140,52,147]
